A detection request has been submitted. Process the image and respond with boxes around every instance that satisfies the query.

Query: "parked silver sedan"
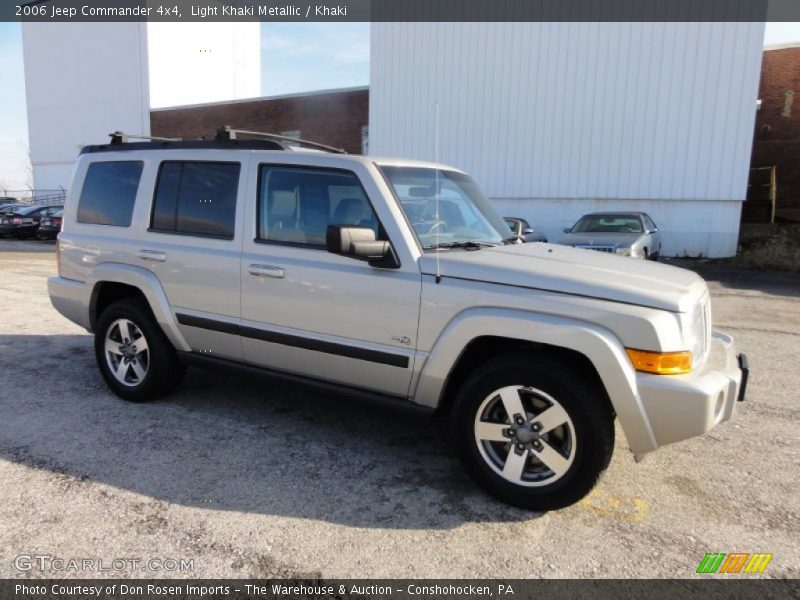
[560,212,661,260]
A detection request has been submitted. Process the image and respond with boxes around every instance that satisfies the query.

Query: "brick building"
[750,43,800,222]
[150,86,369,154]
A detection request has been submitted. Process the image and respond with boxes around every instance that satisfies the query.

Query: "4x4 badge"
[391,335,411,346]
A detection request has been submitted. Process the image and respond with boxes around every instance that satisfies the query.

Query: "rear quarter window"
[76,161,144,227]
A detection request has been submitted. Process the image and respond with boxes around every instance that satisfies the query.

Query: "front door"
[240,159,421,397]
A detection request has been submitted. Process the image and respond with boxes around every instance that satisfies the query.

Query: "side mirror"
[650,226,658,233]
[326,225,399,268]
[522,227,535,235]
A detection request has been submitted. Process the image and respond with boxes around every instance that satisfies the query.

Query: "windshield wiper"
[423,240,499,250]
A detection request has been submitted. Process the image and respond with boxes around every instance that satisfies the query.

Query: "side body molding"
[412,308,658,455]
[87,263,191,352]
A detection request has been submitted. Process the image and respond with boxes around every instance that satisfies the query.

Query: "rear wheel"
[94,299,185,402]
[452,354,614,510]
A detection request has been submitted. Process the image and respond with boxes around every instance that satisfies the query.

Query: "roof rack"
[80,128,346,155]
[215,125,347,154]
[109,131,181,144]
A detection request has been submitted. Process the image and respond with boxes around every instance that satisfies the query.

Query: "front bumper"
[636,331,746,448]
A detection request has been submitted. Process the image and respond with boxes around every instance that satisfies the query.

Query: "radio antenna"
[434,101,441,284]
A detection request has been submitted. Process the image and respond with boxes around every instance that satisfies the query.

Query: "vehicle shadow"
[0,334,538,529]
[662,259,800,299]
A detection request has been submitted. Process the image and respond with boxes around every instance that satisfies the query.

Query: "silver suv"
[48,133,748,510]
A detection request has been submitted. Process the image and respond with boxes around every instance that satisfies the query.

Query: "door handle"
[137,249,167,262]
[248,264,285,279]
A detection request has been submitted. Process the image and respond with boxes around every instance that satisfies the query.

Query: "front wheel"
[452,355,615,511]
[94,299,185,402]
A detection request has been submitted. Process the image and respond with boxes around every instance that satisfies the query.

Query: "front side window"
[503,218,520,235]
[77,161,143,226]
[151,161,240,239]
[379,166,512,249]
[258,165,381,247]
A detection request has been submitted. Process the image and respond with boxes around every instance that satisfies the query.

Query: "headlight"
[615,248,632,256]
[681,300,709,366]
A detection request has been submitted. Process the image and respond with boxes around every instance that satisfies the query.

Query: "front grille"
[574,245,614,253]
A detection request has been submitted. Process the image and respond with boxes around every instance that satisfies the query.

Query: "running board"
[177,351,430,415]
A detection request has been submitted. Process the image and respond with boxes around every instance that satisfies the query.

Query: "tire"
[641,248,648,260]
[452,354,614,511]
[94,298,186,402]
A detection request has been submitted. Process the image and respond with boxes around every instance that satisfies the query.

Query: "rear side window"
[77,161,143,226]
[151,161,240,239]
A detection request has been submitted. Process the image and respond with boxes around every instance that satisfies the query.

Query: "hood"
[419,243,705,312]
[561,232,643,247]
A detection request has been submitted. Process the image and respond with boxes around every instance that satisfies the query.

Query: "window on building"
[151,161,240,239]
[257,165,381,247]
[77,161,143,227]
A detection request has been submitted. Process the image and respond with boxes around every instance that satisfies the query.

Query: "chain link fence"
[0,188,67,207]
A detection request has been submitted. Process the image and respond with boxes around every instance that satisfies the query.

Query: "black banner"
[5,0,800,22]
[2,579,799,600]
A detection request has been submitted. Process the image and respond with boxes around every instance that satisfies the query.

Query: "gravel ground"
[0,240,797,579]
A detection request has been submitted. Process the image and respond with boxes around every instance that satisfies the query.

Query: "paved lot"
[0,240,798,579]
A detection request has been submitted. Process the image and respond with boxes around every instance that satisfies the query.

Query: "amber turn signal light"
[626,348,692,375]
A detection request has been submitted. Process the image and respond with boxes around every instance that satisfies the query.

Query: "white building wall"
[370,22,766,257]
[147,23,261,108]
[22,22,262,193]
[21,23,150,193]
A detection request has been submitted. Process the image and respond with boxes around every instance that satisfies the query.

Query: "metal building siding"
[369,22,765,202]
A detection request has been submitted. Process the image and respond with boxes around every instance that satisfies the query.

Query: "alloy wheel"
[473,385,576,487]
[104,318,150,387]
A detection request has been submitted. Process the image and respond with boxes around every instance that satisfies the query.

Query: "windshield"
[379,166,512,249]
[571,214,644,234]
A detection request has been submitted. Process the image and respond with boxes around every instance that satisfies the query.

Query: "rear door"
[136,151,246,360]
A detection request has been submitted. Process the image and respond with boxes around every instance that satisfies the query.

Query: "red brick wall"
[150,88,368,154]
[751,46,800,215]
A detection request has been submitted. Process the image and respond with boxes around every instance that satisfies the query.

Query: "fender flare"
[87,263,191,352]
[412,308,658,455]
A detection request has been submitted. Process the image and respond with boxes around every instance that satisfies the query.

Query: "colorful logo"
[696,552,773,574]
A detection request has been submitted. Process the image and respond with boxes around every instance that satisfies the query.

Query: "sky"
[261,23,370,96]
[0,23,30,193]
[0,21,797,190]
